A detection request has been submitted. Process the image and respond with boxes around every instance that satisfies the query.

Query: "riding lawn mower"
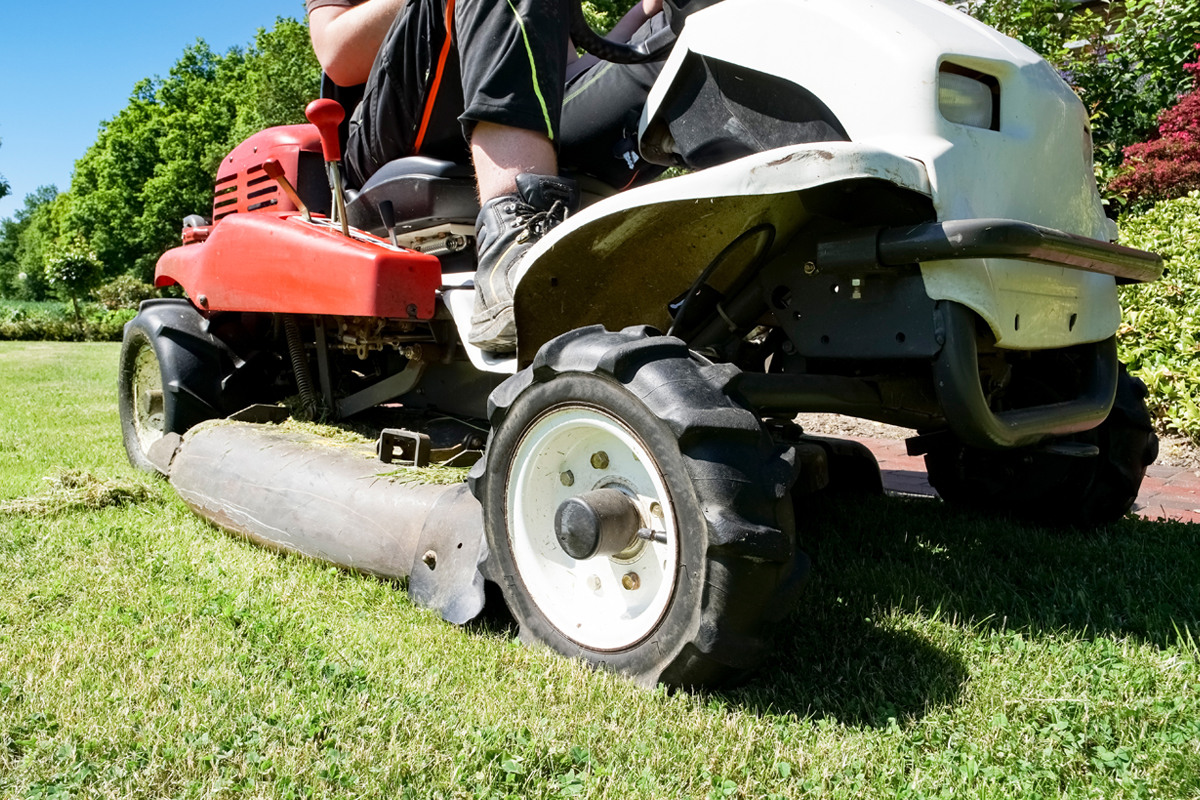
[118,0,1164,688]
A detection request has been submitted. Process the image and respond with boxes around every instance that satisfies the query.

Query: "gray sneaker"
[468,173,579,353]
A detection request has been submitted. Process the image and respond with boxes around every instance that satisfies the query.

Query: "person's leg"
[558,13,669,190]
[471,122,557,201]
[454,0,569,175]
[454,0,577,351]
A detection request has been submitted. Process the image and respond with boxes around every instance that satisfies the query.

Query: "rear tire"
[470,326,809,689]
[924,366,1159,526]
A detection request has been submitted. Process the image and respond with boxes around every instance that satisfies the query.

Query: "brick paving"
[845,437,1200,524]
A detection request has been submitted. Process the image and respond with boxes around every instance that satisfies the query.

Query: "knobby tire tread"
[471,326,809,689]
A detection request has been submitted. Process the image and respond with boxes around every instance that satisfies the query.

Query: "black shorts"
[343,0,666,190]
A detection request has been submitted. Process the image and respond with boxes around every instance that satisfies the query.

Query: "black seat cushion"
[345,157,480,236]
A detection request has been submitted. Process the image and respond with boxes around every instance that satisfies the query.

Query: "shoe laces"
[507,199,570,244]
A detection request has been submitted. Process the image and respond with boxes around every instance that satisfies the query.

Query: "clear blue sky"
[0,0,309,219]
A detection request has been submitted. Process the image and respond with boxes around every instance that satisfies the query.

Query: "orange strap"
[412,0,457,154]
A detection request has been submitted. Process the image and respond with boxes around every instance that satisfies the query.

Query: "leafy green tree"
[0,185,57,298]
[3,15,322,313]
[0,185,59,302]
[44,236,104,326]
[69,42,244,283]
[229,17,324,144]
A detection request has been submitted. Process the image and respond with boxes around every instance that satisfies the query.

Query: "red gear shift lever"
[304,99,350,236]
[305,99,344,164]
[262,157,312,222]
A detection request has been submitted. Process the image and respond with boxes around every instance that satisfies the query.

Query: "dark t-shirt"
[306,0,365,13]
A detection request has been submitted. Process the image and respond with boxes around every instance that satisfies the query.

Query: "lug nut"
[591,451,610,470]
[650,502,663,519]
[621,572,641,591]
[422,550,437,570]
[560,470,574,487]
[587,575,601,592]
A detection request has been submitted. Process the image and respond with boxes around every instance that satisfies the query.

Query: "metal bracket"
[336,360,426,419]
[377,428,431,466]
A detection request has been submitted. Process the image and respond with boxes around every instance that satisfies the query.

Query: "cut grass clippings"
[1,341,1199,799]
[378,463,470,485]
[0,468,161,517]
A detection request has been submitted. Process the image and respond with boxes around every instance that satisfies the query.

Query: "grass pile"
[1,341,1199,799]
[378,463,470,485]
[0,468,160,517]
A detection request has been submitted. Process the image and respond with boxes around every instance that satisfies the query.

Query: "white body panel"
[640,0,1119,348]
[457,143,930,372]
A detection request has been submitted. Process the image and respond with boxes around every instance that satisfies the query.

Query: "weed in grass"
[0,468,162,517]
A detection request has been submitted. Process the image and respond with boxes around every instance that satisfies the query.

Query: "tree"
[1109,45,1200,205]
[44,237,103,326]
[0,186,59,299]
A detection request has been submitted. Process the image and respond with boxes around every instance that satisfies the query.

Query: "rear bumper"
[818,218,1163,285]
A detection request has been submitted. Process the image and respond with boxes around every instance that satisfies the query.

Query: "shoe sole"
[468,304,517,353]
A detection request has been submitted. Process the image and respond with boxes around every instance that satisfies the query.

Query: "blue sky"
[0,0,309,219]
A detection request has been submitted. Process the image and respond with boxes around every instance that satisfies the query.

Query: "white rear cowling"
[642,0,1119,348]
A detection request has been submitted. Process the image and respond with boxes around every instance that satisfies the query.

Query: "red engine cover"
[155,213,443,320]
[213,126,323,221]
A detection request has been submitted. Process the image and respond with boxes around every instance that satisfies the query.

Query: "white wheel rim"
[131,344,166,453]
[507,405,680,651]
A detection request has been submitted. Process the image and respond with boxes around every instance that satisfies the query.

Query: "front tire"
[470,326,809,689]
[924,366,1159,526]
[118,301,227,473]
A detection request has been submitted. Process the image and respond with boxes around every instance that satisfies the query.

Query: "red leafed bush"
[1109,45,1200,205]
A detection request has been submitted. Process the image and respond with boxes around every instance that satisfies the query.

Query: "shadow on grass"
[725,492,1200,726]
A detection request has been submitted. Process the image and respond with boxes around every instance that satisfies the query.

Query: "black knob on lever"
[378,200,398,247]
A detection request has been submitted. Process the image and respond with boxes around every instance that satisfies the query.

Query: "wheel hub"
[507,405,679,651]
[554,488,642,560]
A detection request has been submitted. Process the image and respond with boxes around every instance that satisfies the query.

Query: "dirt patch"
[795,413,913,441]
[1154,434,1200,469]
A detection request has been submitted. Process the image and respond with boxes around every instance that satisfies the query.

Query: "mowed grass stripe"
[1,341,1198,798]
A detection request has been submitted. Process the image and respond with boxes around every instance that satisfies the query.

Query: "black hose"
[283,314,318,418]
[569,0,676,64]
[667,224,776,340]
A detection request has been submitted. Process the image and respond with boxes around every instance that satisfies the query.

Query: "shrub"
[1109,45,1200,206]
[1117,191,1200,442]
[93,274,158,310]
[0,300,133,342]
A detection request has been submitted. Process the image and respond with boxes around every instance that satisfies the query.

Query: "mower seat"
[345,157,480,237]
[345,155,622,240]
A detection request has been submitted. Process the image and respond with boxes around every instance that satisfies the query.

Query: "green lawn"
[1,341,1198,799]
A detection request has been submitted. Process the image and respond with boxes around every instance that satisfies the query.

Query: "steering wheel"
[569,0,677,64]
